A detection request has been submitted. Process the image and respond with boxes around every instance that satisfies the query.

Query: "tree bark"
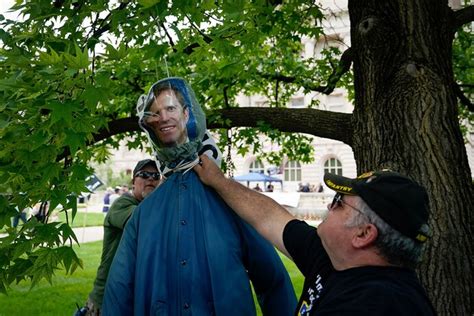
[348,0,473,314]
[213,108,353,145]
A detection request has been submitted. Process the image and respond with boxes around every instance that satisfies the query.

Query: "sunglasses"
[330,193,344,209]
[330,193,364,215]
[135,171,160,180]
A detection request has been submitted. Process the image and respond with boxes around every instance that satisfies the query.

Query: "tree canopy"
[0,1,473,314]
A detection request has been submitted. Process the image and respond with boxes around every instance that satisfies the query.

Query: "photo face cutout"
[144,89,190,147]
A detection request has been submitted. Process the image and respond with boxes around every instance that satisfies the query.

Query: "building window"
[324,158,343,175]
[249,160,264,173]
[254,100,269,107]
[326,94,344,110]
[291,97,305,108]
[284,161,302,181]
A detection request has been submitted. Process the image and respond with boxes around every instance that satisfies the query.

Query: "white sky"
[0,0,19,20]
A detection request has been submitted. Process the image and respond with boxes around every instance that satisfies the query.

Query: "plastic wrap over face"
[137,78,207,164]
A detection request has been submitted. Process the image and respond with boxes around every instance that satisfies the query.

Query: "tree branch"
[94,108,353,144]
[86,2,129,48]
[186,14,213,44]
[454,82,474,112]
[57,107,353,160]
[210,107,353,145]
[182,30,213,54]
[452,5,474,31]
[158,21,176,48]
[260,47,354,94]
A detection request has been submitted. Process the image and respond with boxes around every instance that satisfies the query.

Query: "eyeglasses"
[135,171,160,180]
[330,193,364,215]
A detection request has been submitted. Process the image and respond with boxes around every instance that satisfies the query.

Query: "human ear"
[352,223,378,248]
[184,107,190,123]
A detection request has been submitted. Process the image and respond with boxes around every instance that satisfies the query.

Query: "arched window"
[249,160,264,173]
[324,158,343,175]
[284,161,301,181]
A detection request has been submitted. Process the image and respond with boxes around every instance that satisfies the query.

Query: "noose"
[225,128,235,178]
[222,85,235,177]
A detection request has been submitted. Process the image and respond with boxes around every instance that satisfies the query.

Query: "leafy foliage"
[452,25,473,136]
[0,0,471,293]
[0,0,334,292]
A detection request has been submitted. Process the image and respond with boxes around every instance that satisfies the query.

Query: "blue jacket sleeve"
[238,220,297,315]
[101,208,139,316]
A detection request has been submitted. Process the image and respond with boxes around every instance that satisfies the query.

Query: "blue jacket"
[102,171,296,315]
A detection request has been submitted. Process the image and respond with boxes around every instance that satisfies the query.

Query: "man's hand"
[194,154,226,188]
[194,154,294,258]
[84,297,100,316]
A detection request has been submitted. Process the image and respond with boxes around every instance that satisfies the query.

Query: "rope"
[225,128,235,177]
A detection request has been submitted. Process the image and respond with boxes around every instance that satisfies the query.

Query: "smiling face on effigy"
[144,88,189,147]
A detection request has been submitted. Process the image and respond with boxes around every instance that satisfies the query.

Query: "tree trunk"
[348,0,473,314]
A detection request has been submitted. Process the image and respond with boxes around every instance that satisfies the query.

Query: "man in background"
[80,159,160,316]
[108,187,121,206]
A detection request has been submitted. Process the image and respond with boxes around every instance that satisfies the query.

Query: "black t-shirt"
[283,219,436,316]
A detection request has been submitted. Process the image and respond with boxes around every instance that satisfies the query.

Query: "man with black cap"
[81,159,160,316]
[194,156,436,315]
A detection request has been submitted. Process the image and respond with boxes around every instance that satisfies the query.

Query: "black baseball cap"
[133,159,157,176]
[324,170,430,243]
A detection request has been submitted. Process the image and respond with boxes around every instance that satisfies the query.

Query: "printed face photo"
[145,89,189,147]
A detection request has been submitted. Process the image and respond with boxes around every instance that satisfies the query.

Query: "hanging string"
[156,15,171,80]
[164,55,171,78]
[225,128,235,177]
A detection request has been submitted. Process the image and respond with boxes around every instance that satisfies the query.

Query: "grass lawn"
[55,210,105,228]
[0,241,102,316]
[0,241,303,316]
[1,209,104,234]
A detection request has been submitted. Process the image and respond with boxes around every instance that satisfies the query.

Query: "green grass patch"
[1,211,104,234]
[55,211,105,228]
[0,241,102,316]
[280,254,304,298]
[0,241,303,316]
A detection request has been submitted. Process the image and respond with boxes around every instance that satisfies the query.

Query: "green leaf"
[65,132,85,156]
[38,47,62,65]
[12,240,33,261]
[45,100,74,126]
[63,44,89,70]
[138,0,161,9]
[82,86,105,108]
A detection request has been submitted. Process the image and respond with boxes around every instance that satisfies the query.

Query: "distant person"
[108,187,120,206]
[102,188,113,214]
[253,183,263,192]
[298,183,310,192]
[194,158,436,315]
[120,184,129,194]
[266,183,274,192]
[317,183,324,193]
[302,183,310,192]
[103,77,296,315]
[31,201,49,223]
[80,159,160,316]
[12,207,29,228]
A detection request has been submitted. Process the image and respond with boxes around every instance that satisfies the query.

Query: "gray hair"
[345,196,429,268]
